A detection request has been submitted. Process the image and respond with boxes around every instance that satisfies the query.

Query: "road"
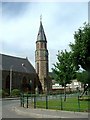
[1,98,89,119]
[0,100,2,119]
[2,99,32,118]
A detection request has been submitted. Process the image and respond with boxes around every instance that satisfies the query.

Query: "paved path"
[0,100,2,119]
[2,99,32,118]
[1,98,89,119]
[14,106,89,118]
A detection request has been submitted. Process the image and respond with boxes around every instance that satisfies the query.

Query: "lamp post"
[10,65,13,95]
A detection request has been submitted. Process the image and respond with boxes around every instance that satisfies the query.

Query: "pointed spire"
[37,15,47,42]
[40,14,42,22]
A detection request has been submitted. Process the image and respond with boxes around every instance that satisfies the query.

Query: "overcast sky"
[0,1,88,71]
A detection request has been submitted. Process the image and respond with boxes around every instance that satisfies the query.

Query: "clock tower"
[35,17,49,93]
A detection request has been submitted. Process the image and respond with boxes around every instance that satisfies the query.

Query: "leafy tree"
[69,22,90,86]
[76,71,88,85]
[52,50,76,101]
[76,71,88,96]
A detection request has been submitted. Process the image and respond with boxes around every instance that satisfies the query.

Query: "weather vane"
[40,14,42,22]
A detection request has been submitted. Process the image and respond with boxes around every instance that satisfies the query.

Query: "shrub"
[0,89,3,97]
[11,89,20,97]
[0,89,9,98]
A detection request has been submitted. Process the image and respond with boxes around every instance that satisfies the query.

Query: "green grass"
[36,97,89,112]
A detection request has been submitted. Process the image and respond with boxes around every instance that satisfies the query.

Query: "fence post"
[46,94,48,109]
[61,94,63,110]
[20,93,22,107]
[34,94,36,109]
[22,93,24,107]
[27,94,28,108]
[78,95,80,112]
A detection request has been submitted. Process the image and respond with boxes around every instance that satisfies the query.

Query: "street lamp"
[10,65,13,95]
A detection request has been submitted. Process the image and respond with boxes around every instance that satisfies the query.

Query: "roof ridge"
[0,53,36,73]
[0,53,27,60]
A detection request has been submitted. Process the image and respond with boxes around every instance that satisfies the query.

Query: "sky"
[0,1,88,71]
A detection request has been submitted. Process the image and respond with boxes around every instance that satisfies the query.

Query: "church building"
[0,54,38,94]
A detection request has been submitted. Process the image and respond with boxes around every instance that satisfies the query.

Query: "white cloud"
[1,2,88,71]
[1,0,89,2]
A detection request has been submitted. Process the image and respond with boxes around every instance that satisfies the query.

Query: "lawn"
[35,96,89,112]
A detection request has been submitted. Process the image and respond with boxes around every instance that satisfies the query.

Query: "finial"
[40,14,42,22]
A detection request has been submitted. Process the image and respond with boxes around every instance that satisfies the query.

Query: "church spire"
[35,16,50,93]
[37,16,47,42]
[40,14,42,23]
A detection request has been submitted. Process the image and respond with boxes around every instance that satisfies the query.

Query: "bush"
[0,89,9,98]
[11,89,20,97]
[0,89,3,97]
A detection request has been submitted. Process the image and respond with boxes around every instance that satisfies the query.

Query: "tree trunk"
[88,70,90,93]
[80,83,87,97]
[64,85,66,101]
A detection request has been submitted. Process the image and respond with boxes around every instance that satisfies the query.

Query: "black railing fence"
[20,93,89,112]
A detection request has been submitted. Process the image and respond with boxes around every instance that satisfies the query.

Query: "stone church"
[0,18,51,94]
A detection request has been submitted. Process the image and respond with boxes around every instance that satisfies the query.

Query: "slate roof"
[0,54,36,73]
[37,21,47,42]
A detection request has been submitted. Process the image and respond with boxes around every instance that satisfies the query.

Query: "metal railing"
[20,93,89,112]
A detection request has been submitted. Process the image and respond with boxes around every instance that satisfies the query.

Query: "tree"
[52,50,76,101]
[76,71,88,96]
[69,22,90,87]
[76,71,88,85]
